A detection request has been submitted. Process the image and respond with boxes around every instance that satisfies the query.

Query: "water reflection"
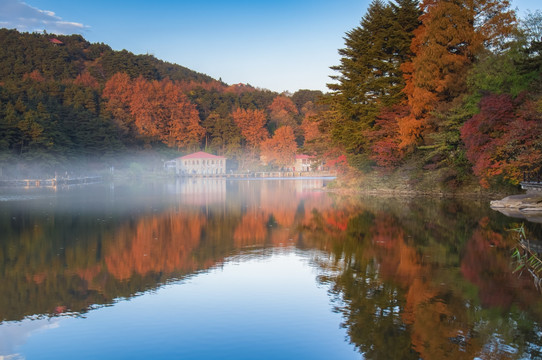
[0,179,332,322]
[1,179,542,359]
[0,317,61,358]
[306,199,542,359]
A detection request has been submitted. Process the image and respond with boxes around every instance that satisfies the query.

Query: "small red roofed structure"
[49,38,63,45]
[164,151,226,176]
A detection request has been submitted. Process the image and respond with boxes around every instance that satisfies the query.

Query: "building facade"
[294,154,319,172]
[166,151,226,176]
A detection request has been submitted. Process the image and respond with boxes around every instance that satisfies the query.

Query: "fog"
[0,153,166,180]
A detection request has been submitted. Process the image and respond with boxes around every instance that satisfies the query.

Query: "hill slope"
[0,29,323,179]
[0,29,214,84]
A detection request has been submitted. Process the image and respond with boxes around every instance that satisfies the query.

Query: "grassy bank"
[327,159,523,198]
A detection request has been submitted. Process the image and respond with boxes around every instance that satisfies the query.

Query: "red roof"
[179,151,226,160]
[49,38,63,44]
[295,154,313,160]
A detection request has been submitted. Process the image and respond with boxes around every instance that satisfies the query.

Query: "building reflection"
[1,180,542,359]
[166,178,226,205]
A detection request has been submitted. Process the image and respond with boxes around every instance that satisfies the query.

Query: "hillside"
[0,29,214,84]
[0,29,323,178]
[5,0,540,194]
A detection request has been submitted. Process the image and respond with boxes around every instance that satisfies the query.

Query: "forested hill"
[0,28,213,84]
[0,29,323,178]
[6,0,540,192]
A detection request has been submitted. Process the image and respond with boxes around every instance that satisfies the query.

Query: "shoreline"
[325,187,508,198]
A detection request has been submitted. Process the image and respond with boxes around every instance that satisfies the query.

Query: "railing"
[522,169,542,192]
[180,171,337,179]
[523,169,542,184]
[0,176,103,188]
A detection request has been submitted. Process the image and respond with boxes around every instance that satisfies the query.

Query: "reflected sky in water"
[1,178,542,359]
[5,251,357,360]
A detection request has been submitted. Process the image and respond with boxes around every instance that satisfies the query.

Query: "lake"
[1,178,542,359]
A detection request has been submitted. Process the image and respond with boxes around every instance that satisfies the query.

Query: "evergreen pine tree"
[327,0,420,169]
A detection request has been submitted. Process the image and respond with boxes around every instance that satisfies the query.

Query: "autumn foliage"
[104,211,205,280]
[398,0,516,148]
[102,73,204,149]
[1,7,541,188]
[1,29,333,174]
[322,0,539,190]
[268,95,298,129]
[460,93,542,187]
[368,105,409,167]
[300,112,321,143]
[260,126,297,168]
[231,107,269,149]
[74,71,99,89]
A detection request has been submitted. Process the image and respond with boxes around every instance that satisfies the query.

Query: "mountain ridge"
[0,28,216,84]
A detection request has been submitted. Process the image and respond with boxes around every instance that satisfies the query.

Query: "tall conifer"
[328,0,420,169]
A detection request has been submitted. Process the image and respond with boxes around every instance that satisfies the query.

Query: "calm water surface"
[1,178,542,359]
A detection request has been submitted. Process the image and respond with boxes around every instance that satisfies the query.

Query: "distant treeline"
[2,0,542,190]
[0,29,323,178]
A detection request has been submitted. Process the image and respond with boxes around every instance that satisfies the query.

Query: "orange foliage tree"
[399,0,516,148]
[129,77,203,149]
[102,72,137,139]
[268,95,298,130]
[301,112,321,144]
[260,126,297,168]
[74,71,99,89]
[22,69,45,82]
[231,107,268,150]
[102,73,204,149]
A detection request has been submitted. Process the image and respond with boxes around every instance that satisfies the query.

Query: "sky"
[0,0,541,93]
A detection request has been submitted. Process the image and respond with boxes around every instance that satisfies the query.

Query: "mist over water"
[1,178,542,359]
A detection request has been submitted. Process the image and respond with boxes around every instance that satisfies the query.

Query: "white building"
[166,151,226,176]
[295,154,322,172]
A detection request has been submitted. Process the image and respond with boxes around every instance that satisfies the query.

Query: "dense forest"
[0,28,322,177]
[1,0,542,191]
[321,0,542,191]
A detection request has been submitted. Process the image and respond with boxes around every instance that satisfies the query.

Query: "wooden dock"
[0,176,103,188]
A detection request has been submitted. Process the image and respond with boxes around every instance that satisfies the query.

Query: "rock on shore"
[490,194,542,223]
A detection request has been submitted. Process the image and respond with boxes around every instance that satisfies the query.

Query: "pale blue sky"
[0,0,540,93]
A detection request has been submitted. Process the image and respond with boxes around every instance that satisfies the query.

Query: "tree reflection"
[0,180,331,321]
[1,181,542,359]
[304,197,542,359]
[104,211,206,280]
